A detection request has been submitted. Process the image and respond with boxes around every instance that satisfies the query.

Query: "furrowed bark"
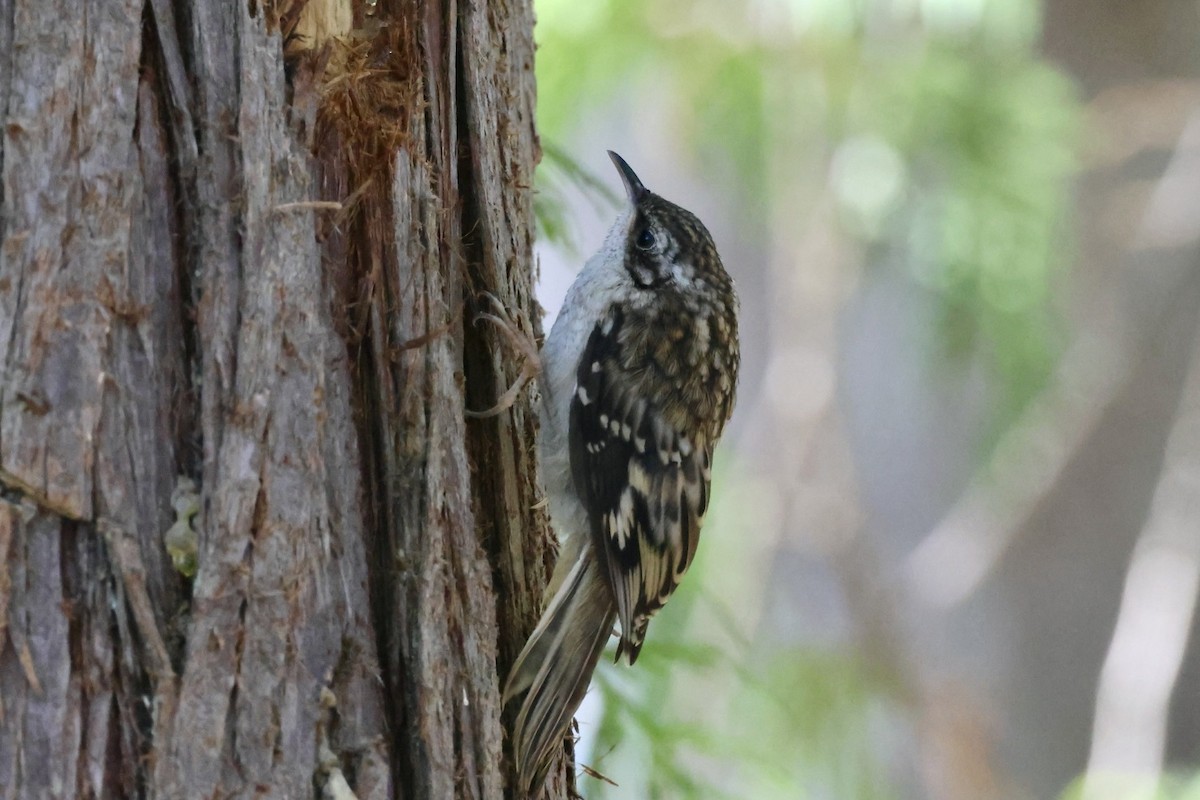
[0,0,556,797]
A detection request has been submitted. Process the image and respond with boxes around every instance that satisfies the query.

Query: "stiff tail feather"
[504,545,615,795]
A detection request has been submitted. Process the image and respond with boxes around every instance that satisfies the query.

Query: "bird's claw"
[467,292,542,419]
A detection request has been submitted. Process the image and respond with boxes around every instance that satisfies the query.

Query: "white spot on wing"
[629,461,653,495]
[611,489,636,550]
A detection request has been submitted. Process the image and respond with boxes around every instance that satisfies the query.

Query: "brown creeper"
[503,152,740,795]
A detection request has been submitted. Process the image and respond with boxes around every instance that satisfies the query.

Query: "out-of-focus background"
[530,1,1200,798]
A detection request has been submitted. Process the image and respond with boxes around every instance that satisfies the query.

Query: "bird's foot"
[467,291,542,418]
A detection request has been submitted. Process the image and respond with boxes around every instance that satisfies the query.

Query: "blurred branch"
[903,334,1129,608]
[904,108,1200,609]
[1081,287,1200,797]
[764,191,1009,799]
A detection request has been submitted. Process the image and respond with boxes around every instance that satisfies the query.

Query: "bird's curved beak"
[608,151,647,203]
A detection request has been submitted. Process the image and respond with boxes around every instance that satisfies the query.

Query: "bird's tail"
[504,542,614,795]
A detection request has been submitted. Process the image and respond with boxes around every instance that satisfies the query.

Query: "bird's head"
[607,151,731,303]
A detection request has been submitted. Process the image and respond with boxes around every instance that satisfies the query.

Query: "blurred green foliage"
[535,141,622,256]
[1059,772,1200,800]
[584,572,899,799]
[578,465,901,799]
[534,0,1084,795]
[534,0,1079,428]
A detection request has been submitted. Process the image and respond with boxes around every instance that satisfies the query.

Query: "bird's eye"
[636,228,655,250]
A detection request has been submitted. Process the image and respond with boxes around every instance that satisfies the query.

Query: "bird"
[502,151,740,796]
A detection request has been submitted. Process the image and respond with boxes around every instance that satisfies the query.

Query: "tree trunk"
[0,0,557,797]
